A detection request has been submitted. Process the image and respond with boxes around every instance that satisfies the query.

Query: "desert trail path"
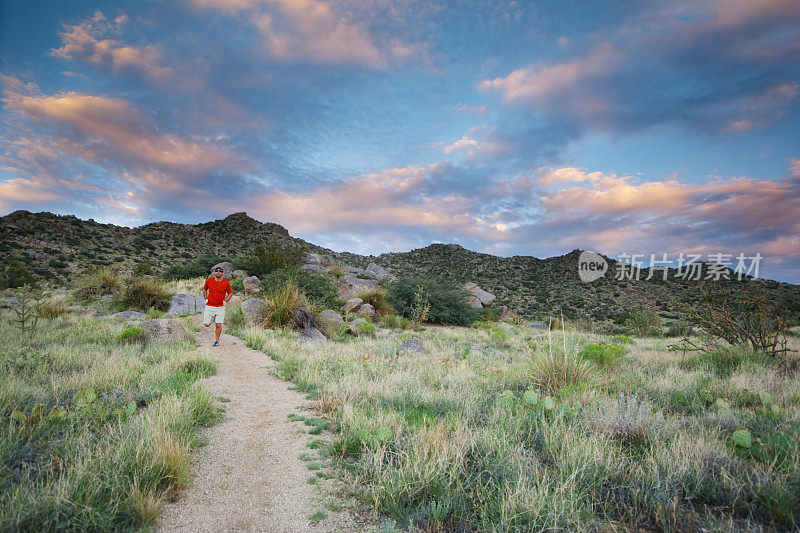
[157,315,348,532]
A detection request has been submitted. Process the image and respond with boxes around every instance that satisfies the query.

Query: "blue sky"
[1,0,798,281]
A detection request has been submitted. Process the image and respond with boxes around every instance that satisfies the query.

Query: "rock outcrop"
[319,309,345,327]
[297,326,327,343]
[140,319,190,342]
[337,274,379,299]
[243,276,260,291]
[168,294,205,315]
[356,303,376,319]
[464,282,496,308]
[364,262,393,281]
[232,269,248,279]
[241,298,265,319]
[341,297,363,314]
[398,337,425,354]
[210,262,235,280]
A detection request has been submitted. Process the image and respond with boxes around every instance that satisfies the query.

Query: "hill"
[2,210,799,323]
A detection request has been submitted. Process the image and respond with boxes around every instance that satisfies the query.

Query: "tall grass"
[74,267,122,301]
[239,317,800,530]
[0,312,220,530]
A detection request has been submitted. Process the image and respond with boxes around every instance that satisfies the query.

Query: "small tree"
[625,307,661,337]
[12,285,48,334]
[677,285,790,357]
[410,285,430,326]
[240,238,306,277]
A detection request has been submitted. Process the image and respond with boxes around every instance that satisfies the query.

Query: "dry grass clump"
[259,280,321,331]
[74,266,122,301]
[531,343,596,393]
[584,394,664,444]
[356,288,395,317]
[120,277,173,311]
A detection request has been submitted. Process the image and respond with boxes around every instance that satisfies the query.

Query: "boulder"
[168,294,205,315]
[497,305,511,320]
[241,298,265,319]
[341,297,363,315]
[140,319,189,342]
[398,337,425,355]
[348,318,373,336]
[318,254,335,268]
[228,294,243,307]
[463,282,496,307]
[342,264,364,274]
[100,294,114,303]
[469,343,483,355]
[526,321,547,330]
[232,269,248,279]
[210,262,235,280]
[356,303,376,319]
[243,276,260,291]
[467,295,483,309]
[319,309,345,327]
[300,263,329,274]
[297,326,327,343]
[337,274,379,299]
[364,262,392,281]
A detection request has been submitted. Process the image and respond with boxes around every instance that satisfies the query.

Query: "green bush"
[611,334,634,345]
[230,277,244,292]
[378,314,414,330]
[260,267,342,310]
[387,276,478,326]
[74,266,122,301]
[356,289,394,317]
[240,238,305,277]
[226,304,245,327]
[625,307,661,337]
[679,346,772,377]
[163,255,230,280]
[119,277,172,312]
[579,344,625,366]
[132,263,153,276]
[0,260,36,290]
[118,327,148,344]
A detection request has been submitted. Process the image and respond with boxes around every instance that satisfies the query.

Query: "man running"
[203,266,233,346]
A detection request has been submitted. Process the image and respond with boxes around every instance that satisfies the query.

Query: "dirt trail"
[157,315,351,532]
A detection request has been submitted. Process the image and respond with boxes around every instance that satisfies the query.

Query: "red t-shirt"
[204,277,232,307]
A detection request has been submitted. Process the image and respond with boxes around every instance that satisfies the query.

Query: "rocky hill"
[3,210,799,322]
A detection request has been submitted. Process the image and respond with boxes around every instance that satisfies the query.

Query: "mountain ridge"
[3,210,799,323]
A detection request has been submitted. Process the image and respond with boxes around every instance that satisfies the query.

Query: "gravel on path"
[157,316,355,532]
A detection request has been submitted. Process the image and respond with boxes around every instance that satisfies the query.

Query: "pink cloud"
[51,11,174,81]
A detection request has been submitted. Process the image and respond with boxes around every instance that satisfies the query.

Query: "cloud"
[190,0,426,66]
[441,126,513,162]
[51,11,174,81]
[8,92,242,174]
[480,0,800,133]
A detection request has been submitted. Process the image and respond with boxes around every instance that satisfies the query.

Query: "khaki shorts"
[203,305,225,324]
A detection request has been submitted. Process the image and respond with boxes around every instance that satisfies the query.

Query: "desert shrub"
[132,262,153,276]
[119,277,172,312]
[240,238,305,277]
[74,266,122,301]
[230,277,244,292]
[625,306,661,337]
[355,289,394,317]
[39,300,67,319]
[147,309,165,319]
[0,260,36,290]
[260,280,320,330]
[10,285,48,333]
[531,344,596,393]
[584,394,664,444]
[678,285,791,357]
[260,267,342,310]
[387,276,478,326]
[378,313,414,330]
[118,327,148,345]
[611,334,634,345]
[580,343,624,366]
[163,255,230,280]
[226,304,245,327]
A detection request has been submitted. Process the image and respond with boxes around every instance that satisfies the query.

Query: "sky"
[0,0,799,282]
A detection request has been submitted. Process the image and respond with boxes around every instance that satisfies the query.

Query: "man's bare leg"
[215,323,222,341]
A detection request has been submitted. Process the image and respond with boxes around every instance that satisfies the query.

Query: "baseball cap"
[214,266,223,272]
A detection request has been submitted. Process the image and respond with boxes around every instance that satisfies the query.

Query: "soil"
[156,315,358,532]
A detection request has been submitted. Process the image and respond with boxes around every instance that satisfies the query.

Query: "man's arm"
[203,281,209,300]
[224,282,232,303]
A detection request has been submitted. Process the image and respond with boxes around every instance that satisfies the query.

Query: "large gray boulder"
[356,303,376,319]
[526,321,547,330]
[364,262,392,281]
[467,295,483,309]
[297,326,327,343]
[232,269,248,279]
[210,262,235,280]
[241,298,265,319]
[337,274,379,299]
[342,264,364,274]
[398,337,426,355]
[464,282,496,307]
[341,297,363,314]
[140,319,189,342]
[243,276,260,291]
[319,309,345,327]
[168,294,205,315]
